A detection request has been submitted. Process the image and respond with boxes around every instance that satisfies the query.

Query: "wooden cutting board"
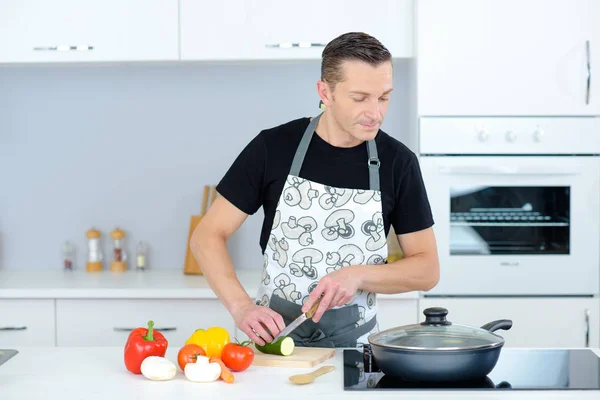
[251,345,336,368]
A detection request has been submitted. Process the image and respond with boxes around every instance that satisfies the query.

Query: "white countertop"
[1,346,599,400]
[0,268,419,300]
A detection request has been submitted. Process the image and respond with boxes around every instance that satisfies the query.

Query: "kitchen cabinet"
[180,0,414,61]
[55,299,235,347]
[419,298,600,348]
[416,0,600,116]
[0,0,179,63]
[0,299,56,346]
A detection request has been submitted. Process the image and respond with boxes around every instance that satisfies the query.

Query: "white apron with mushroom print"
[256,112,388,346]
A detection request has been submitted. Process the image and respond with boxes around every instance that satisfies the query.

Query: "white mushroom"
[325,244,364,273]
[361,212,386,251]
[367,254,385,265]
[273,275,302,302]
[281,216,317,246]
[268,234,289,267]
[283,186,301,207]
[261,265,270,285]
[322,209,356,241]
[354,190,374,205]
[272,210,281,230]
[289,248,323,280]
[367,292,376,309]
[298,180,319,209]
[255,294,269,307]
[319,187,352,210]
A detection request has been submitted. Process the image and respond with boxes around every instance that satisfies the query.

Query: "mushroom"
[272,210,281,230]
[361,212,386,251]
[322,209,356,241]
[367,292,376,309]
[289,248,323,280]
[283,178,319,209]
[367,254,385,265]
[268,234,289,267]
[298,180,319,209]
[273,273,301,302]
[281,216,317,246]
[255,294,269,307]
[319,187,352,210]
[261,264,270,285]
[283,185,301,207]
[301,282,319,306]
[357,306,366,325]
[325,244,365,273]
[354,190,374,205]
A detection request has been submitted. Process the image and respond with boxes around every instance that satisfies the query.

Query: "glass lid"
[368,307,511,351]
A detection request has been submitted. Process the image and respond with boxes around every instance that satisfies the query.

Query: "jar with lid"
[86,228,103,272]
[110,227,127,272]
[136,241,148,270]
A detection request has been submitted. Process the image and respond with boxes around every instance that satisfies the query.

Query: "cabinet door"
[181,0,413,61]
[56,299,235,347]
[0,299,56,346]
[420,298,600,348]
[417,0,600,116]
[0,0,179,63]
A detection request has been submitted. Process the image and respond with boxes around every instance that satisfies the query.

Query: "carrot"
[209,356,235,383]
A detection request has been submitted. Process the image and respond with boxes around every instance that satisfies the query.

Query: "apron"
[255,112,388,347]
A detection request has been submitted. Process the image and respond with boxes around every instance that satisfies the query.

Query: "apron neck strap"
[289,113,380,192]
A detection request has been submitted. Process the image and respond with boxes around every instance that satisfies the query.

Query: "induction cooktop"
[344,346,600,391]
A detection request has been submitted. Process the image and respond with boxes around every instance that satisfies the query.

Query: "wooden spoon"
[289,365,336,385]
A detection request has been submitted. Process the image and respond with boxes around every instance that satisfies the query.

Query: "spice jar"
[136,241,148,270]
[110,227,127,272]
[86,228,103,272]
[63,240,75,270]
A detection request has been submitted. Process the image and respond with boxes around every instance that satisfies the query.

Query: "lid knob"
[421,307,452,326]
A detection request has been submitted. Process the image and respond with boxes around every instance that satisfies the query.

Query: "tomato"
[221,341,254,372]
[177,344,206,371]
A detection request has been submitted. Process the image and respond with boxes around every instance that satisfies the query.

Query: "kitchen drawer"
[0,299,56,346]
[56,299,235,347]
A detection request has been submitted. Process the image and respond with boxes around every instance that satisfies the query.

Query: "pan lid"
[368,307,512,351]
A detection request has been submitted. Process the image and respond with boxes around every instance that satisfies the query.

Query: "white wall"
[0,60,414,270]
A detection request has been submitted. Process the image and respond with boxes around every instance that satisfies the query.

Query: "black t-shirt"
[216,117,434,254]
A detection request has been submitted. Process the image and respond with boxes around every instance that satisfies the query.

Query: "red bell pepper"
[124,320,168,374]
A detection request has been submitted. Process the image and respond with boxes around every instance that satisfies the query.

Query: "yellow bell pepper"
[185,327,230,358]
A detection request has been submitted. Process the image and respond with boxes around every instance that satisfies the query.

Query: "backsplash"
[0,60,414,270]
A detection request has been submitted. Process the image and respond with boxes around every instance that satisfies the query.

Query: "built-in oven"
[419,117,600,296]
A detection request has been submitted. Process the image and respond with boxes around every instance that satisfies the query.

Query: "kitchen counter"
[0,268,419,300]
[1,346,599,400]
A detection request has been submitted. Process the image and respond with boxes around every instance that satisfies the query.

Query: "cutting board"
[251,345,335,368]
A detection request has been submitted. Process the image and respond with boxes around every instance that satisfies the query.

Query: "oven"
[419,117,600,296]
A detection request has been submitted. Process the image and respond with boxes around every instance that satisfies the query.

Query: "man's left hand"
[301,266,362,322]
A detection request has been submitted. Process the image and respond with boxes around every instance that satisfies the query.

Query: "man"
[190,32,439,348]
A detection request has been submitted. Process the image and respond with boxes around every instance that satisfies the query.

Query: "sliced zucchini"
[255,336,295,356]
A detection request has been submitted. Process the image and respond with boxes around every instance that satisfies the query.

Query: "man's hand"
[301,266,362,323]
[231,301,286,346]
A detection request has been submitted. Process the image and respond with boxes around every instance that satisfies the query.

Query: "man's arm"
[190,194,284,345]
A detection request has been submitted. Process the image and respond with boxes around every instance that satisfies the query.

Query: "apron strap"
[290,113,380,192]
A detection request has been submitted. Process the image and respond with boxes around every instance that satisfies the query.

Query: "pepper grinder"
[86,228,103,272]
[110,227,127,272]
[62,240,75,270]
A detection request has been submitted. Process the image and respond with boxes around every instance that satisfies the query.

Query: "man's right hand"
[231,301,286,346]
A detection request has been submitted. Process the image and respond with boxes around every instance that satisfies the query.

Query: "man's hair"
[321,32,392,89]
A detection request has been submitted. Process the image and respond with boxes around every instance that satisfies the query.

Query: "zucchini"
[255,336,295,356]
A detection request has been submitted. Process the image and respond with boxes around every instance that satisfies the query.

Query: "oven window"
[450,186,570,255]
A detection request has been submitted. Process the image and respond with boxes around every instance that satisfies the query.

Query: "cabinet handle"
[0,326,27,331]
[113,327,177,332]
[586,40,591,105]
[585,308,590,348]
[33,45,94,52]
[265,42,326,49]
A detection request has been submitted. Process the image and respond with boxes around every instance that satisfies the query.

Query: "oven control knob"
[478,129,489,142]
[505,130,517,142]
[533,128,544,142]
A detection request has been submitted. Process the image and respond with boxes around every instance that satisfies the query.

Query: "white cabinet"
[55,299,235,347]
[376,298,418,332]
[0,299,56,346]
[420,298,600,348]
[0,0,179,63]
[180,0,414,61]
[416,0,600,116]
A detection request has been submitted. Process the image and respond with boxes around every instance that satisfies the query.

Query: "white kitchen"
[1,0,600,398]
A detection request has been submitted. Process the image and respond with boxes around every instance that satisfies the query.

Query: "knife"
[273,296,322,341]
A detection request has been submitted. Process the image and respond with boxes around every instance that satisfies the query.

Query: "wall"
[0,60,414,271]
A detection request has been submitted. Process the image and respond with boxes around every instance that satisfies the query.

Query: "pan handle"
[480,319,513,332]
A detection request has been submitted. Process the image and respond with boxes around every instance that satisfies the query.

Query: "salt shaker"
[136,241,148,270]
[86,228,103,272]
[62,240,75,270]
[110,227,127,272]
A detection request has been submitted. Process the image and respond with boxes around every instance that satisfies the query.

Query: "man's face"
[322,59,393,143]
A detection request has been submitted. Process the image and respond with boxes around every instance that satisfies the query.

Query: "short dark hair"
[321,32,392,89]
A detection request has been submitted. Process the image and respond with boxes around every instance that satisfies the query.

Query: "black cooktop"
[344,348,600,391]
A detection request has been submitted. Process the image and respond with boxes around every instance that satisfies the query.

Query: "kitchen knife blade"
[273,297,322,341]
[0,349,18,368]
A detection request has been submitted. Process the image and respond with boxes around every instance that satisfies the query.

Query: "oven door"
[420,156,600,296]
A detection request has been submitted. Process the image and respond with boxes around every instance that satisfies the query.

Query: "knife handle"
[305,296,322,319]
